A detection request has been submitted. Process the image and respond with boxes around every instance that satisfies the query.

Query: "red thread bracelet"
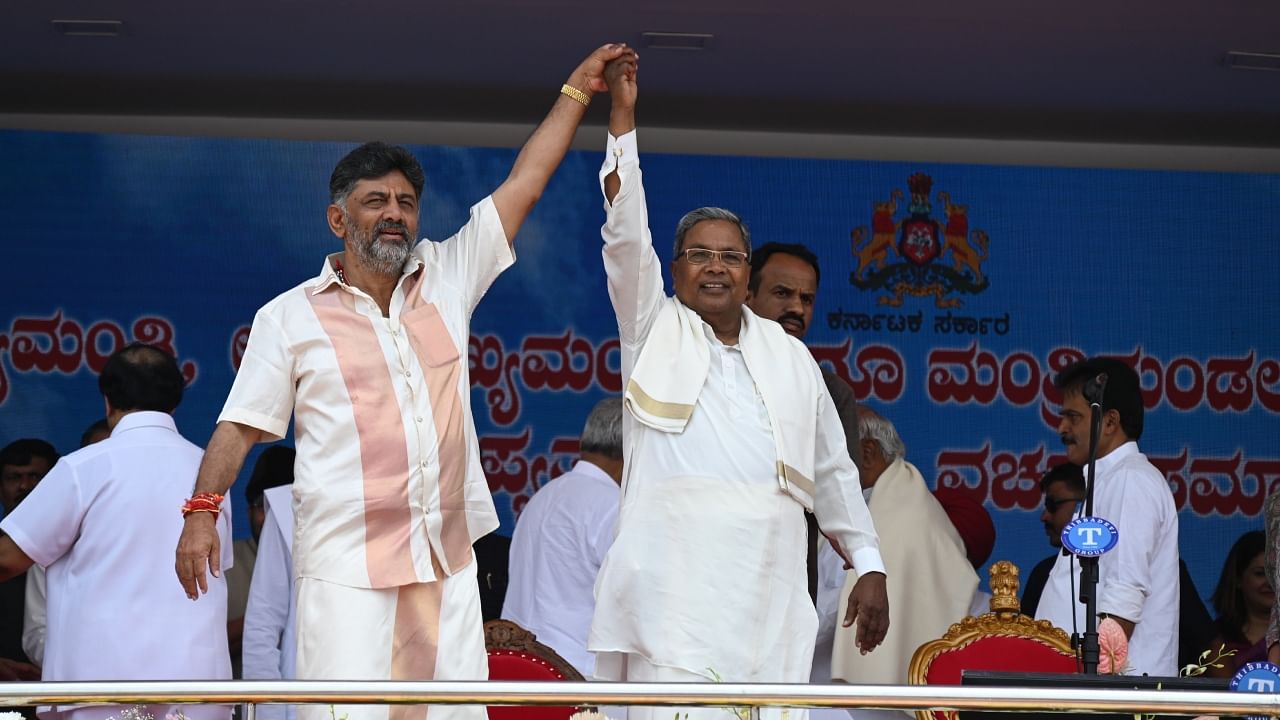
[181,492,225,519]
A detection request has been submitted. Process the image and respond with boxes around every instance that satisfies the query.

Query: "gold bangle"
[560,83,590,107]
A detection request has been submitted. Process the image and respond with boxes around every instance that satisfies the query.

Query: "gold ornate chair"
[907,560,1078,720]
[484,619,586,720]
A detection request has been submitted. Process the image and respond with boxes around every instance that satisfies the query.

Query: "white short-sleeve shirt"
[1036,441,1179,676]
[219,197,514,589]
[0,411,233,717]
[503,460,620,676]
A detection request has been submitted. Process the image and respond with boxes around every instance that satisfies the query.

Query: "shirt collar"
[1090,440,1139,479]
[110,411,178,437]
[311,252,424,296]
[571,460,616,486]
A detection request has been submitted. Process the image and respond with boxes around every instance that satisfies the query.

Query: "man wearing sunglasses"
[587,54,887,720]
[1019,462,1085,617]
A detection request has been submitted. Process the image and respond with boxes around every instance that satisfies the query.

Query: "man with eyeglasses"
[1019,462,1085,617]
[587,54,887,720]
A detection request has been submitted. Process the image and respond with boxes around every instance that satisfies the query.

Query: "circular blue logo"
[1060,517,1119,557]
[1230,662,1280,692]
[1229,662,1280,720]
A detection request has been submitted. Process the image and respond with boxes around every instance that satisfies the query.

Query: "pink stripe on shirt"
[307,290,417,588]
[402,300,474,574]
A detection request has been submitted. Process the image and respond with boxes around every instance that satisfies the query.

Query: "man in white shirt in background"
[226,445,295,677]
[0,343,232,720]
[1035,357,1179,676]
[589,54,887,720]
[244,467,297,720]
[23,424,112,671]
[503,397,624,677]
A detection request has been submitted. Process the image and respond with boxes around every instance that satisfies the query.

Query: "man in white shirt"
[22,422,111,674]
[226,445,295,677]
[588,55,888,720]
[0,343,232,720]
[243,481,297,720]
[174,44,637,720]
[503,397,624,677]
[1035,357,1179,676]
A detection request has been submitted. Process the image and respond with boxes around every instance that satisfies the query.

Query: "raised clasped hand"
[571,43,637,96]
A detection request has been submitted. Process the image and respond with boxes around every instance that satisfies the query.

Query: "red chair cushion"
[924,635,1078,686]
[923,636,1077,720]
[487,649,579,720]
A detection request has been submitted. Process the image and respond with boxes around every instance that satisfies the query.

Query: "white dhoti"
[591,477,816,720]
[295,559,486,720]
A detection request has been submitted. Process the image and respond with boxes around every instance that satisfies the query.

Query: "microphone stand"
[1078,383,1106,675]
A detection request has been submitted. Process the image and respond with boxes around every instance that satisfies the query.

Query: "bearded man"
[175,43,635,720]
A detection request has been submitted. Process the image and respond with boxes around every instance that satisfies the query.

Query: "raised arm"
[602,53,637,205]
[598,54,664,361]
[175,420,260,599]
[491,43,633,243]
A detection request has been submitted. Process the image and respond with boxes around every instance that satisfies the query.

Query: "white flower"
[1,712,27,720]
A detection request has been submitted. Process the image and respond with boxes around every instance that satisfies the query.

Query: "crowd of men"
[0,43,1253,720]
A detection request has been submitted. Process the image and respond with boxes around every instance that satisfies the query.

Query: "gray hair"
[579,397,623,460]
[673,207,751,257]
[857,408,905,465]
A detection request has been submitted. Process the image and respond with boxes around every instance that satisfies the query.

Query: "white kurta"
[588,130,884,695]
[503,460,619,676]
[1036,441,1179,676]
[0,411,232,720]
[243,484,297,720]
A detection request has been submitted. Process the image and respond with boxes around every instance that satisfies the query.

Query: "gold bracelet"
[560,83,590,107]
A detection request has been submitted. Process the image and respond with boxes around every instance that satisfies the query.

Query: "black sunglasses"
[1044,495,1084,514]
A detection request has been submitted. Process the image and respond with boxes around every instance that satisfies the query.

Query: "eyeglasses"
[678,248,749,268]
[1043,495,1084,514]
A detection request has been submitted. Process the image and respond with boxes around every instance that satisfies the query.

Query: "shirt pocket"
[402,303,461,367]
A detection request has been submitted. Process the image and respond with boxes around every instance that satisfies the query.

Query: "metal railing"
[0,680,1278,717]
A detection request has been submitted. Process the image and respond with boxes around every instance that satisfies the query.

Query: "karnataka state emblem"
[849,172,991,308]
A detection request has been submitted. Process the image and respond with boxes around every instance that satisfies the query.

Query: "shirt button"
[405,370,412,378]
[415,416,424,423]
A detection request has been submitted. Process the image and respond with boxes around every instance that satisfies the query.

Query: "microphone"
[1082,372,1108,405]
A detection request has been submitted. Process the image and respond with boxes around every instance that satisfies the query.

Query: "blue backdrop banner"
[1,128,1278,604]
